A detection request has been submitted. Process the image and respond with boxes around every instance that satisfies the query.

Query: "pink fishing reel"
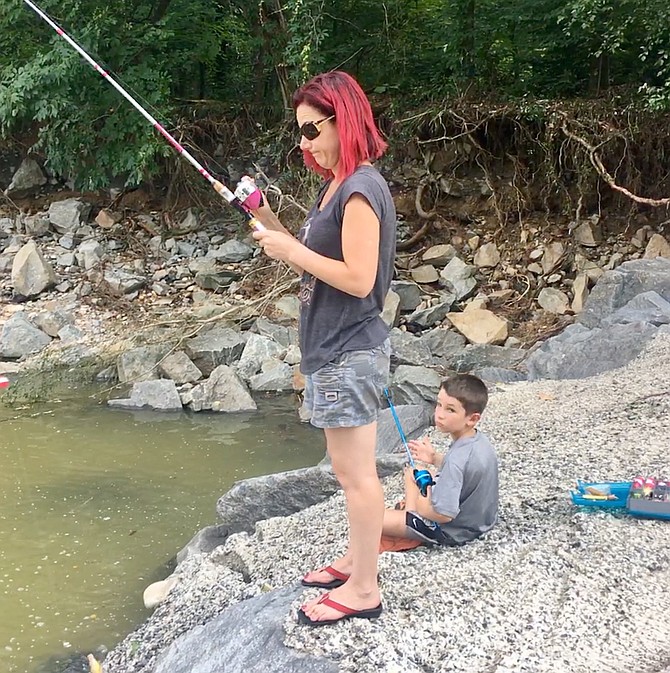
[234,176,264,212]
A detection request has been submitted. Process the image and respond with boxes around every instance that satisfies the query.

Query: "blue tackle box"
[570,480,632,509]
[571,480,670,519]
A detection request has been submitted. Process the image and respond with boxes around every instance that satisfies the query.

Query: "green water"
[0,391,324,673]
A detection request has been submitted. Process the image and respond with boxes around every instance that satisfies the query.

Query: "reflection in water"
[0,393,323,673]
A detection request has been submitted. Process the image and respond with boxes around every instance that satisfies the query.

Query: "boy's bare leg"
[301,423,383,620]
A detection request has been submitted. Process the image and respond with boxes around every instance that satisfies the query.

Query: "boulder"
[537,287,570,315]
[411,264,439,283]
[235,333,285,381]
[643,233,670,260]
[117,345,166,383]
[577,258,670,328]
[185,327,246,377]
[390,329,434,367]
[206,239,254,263]
[184,365,257,412]
[108,379,183,411]
[422,244,457,267]
[151,587,338,673]
[5,157,46,195]
[440,257,477,300]
[11,239,57,297]
[473,242,500,268]
[525,322,659,380]
[572,218,602,247]
[448,309,509,345]
[158,351,203,384]
[391,280,422,312]
[602,291,670,327]
[0,314,51,359]
[48,198,91,234]
[390,364,442,406]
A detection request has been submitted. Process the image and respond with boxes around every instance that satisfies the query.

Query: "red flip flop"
[297,592,383,626]
[301,565,350,589]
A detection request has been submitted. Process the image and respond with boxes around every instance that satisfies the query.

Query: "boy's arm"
[403,467,453,524]
[408,437,444,468]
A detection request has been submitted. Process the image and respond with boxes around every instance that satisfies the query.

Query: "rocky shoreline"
[2,167,670,673]
[101,328,670,673]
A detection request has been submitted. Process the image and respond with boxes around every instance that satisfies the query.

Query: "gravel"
[105,332,670,673]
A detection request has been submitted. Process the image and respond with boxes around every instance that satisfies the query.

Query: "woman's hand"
[408,437,437,466]
[252,228,301,263]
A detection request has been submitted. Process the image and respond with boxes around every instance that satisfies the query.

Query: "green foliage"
[1,0,669,188]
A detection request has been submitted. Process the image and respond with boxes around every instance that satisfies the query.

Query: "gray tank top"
[298,165,396,375]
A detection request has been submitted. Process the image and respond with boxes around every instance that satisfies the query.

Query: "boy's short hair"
[441,374,488,415]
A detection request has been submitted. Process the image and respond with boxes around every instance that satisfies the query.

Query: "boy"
[302,374,499,590]
[388,373,499,548]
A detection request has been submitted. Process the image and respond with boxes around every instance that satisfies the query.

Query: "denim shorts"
[302,339,391,429]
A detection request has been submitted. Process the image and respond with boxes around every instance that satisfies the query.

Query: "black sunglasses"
[299,115,334,141]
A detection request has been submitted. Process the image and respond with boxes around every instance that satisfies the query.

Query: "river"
[0,388,324,673]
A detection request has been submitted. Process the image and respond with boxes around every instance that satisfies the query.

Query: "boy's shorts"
[302,339,390,429]
[405,511,464,547]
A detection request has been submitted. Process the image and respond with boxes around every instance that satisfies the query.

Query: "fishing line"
[383,388,436,497]
[20,0,265,230]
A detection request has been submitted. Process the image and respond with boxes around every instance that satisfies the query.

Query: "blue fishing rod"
[383,389,435,497]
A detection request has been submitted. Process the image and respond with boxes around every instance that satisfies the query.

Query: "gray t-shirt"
[298,165,396,375]
[431,430,499,544]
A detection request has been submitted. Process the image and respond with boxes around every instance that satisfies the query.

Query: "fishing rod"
[21,0,266,231]
[383,388,435,497]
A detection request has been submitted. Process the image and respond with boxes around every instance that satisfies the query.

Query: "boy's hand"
[408,437,437,466]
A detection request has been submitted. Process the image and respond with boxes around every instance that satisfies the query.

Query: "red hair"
[292,71,388,180]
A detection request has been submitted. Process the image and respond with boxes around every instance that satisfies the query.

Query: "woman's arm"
[253,194,380,298]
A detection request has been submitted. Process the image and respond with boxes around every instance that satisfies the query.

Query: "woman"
[252,71,396,626]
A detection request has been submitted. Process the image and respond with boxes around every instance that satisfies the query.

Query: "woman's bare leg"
[301,422,383,620]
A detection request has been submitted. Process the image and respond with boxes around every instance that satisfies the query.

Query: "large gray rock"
[0,314,52,359]
[439,256,477,300]
[206,239,254,263]
[235,332,285,381]
[215,456,405,538]
[117,345,166,383]
[525,321,658,380]
[406,296,455,328]
[375,404,431,455]
[577,258,670,328]
[391,280,422,312]
[11,239,57,297]
[48,198,91,234]
[421,328,466,359]
[102,267,147,295]
[176,524,230,564]
[215,465,342,532]
[602,291,670,327]
[185,327,246,377]
[390,365,442,406]
[252,318,293,348]
[390,329,433,367]
[5,157,46,195]
[249,362,294,392]
[152,587,338,673]
[158,351,202,384]
[107,379,183,411]
[184,364,257,412]
[446,343,527,373]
